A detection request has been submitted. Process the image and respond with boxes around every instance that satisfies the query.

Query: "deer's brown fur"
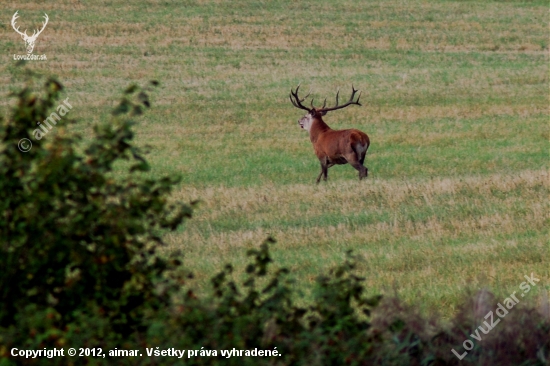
[290,85,370,183]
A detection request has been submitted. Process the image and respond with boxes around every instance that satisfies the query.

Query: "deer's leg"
[316,163,328,183]
[316,158,330,183]
[359,153,368,178]
[350,162,367,180]
[316,168,324,183]
[347,153,368,181]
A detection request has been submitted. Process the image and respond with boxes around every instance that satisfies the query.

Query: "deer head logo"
[11,11,49,54]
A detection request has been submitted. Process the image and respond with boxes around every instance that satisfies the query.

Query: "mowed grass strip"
[166,169,548,311]
[0,0,547,313]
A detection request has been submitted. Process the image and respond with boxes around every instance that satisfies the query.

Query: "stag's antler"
[316,85,362,113]
[289,84,312,112]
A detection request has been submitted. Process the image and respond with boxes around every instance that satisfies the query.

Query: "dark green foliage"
[0,73,547,366]
[143,238,384,366]
[0,73,192,337]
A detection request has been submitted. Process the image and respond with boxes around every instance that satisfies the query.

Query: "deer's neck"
[309,118,331,143]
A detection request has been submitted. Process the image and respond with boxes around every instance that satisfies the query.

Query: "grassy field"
[1,0,548,315]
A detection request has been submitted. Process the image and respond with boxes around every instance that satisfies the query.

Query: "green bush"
[0,72,192,338]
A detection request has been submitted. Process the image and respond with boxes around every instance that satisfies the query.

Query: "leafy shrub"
[0,72,192,342]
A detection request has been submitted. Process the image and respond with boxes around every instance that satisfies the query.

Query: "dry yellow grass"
[164,169,548,310]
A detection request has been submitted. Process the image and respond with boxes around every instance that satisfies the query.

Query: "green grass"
[0,0,548,315]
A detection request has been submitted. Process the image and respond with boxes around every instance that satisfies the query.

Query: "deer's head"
[289,84,362,132]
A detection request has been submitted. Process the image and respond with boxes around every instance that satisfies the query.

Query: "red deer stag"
[290,84,370,183]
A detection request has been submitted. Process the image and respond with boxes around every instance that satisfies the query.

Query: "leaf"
[112,99,131,116]
[129,161,150,172]
[132,106,143,116]
[124,84,138,94]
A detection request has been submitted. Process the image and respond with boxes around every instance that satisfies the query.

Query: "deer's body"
[290,85,370,183]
